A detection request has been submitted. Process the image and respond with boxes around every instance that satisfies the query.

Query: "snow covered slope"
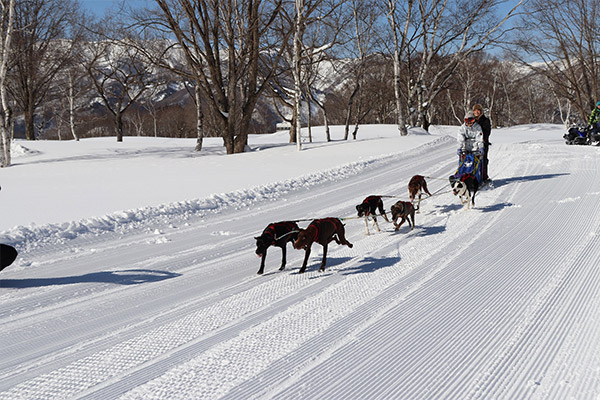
[1,124,600,399]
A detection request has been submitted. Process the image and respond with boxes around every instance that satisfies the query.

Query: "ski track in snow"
[2,134,600,399]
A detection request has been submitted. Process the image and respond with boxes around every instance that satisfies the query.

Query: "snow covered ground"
[2,123,600,399]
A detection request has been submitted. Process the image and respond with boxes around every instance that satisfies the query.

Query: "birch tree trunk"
[387,0,411,136]
[343,83,359,140]
[67,72,79,141]
[307,88,330,141]
[0,0,14,167]
[293,0,304,151]
[344,0,366,140]
[194,85,204,152]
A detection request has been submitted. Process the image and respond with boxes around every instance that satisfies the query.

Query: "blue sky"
[80,0,152,16]
[81,0,525,18]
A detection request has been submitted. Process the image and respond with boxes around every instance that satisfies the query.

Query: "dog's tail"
[422,179,432,196]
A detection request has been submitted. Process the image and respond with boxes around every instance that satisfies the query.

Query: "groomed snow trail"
[2,132,600,399]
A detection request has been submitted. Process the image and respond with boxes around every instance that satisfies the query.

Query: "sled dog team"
[255,173,479,275]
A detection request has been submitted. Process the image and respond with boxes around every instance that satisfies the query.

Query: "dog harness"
[309,218,341,242]
[394,201,412,213]
[460,173,475,182]
[263,221,299,243]
[361,196,382,216]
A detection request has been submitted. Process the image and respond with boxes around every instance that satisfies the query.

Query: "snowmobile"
[564,124,589,145]
[449,150,484,186]
[588,127,600,145]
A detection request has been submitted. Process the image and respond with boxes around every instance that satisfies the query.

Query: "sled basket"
[450,152,483,184]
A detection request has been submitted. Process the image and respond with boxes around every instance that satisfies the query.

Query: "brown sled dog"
[390,201,415,231]
[408,175,432,213]
[293,218,353,273]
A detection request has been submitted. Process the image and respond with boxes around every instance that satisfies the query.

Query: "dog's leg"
[373,216,381,232]
[257,249,267,275]
[382,212,390,223]
[320,243,328,271]
[378,204,390,222]
[279,245,287,271]
[363,216,370,235]
[336,230,353,248]
[397,217,406,230]
[299,246,311,274]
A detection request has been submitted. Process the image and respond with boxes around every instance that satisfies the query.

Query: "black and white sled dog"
[356,195,390,235]
[451,173,479,209]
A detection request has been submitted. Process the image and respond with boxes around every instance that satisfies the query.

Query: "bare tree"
[149,0,290,154]
[84,22,156,142]
[264,0,345,145]
[287,0,343,148]
[130,6,206,150]
[0,0,14,167]
[386,0,414,135]
[54,56,91,141]
[293,0,305,150]
[8,0,82,141]
[513,0,600,121]
[342,0,380,140]
[383,0,523,131]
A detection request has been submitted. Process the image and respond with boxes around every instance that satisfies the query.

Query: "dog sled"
[449,150,483,186]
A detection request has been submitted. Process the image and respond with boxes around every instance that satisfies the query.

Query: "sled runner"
[449,151,483,185]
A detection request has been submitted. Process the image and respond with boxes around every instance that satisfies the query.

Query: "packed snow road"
[1,127,600,399]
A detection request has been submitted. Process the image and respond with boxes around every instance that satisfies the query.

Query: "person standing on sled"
[588,101,600,137]
[452,111,484,184]
[473,104,491,182]
[458,111,484,154]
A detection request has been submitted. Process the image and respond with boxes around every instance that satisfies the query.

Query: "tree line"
[1,0,599,167]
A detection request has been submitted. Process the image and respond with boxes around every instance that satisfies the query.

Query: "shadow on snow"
[491,173,569,188]
[0,269,181,288]
[342,256,399,275]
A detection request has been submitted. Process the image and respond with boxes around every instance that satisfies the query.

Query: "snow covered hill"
[2,124,600,399]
